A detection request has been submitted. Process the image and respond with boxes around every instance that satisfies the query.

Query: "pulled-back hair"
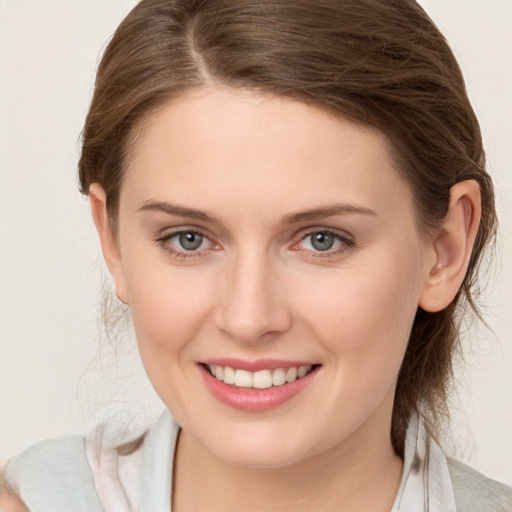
[78,0,497,454]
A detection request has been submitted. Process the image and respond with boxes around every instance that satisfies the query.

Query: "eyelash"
[156,228,217,260]
[294,229,355,258]
[155,228,355,260]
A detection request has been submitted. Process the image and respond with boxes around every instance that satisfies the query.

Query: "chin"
[194,418,325,469]
[212,440,308,469]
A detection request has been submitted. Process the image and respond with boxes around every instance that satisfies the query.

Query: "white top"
[3,410,512,511]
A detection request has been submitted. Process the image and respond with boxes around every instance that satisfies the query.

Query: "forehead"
[122,87,412,223]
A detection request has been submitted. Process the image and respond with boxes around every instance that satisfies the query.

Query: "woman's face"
[110,87,436,467]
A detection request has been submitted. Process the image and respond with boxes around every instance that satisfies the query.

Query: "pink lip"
[201,358,314,372]
[198,363,320,412]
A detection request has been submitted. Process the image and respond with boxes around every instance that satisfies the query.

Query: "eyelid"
[154,225,355,260]
[156,223,219,241]
[290,227,356,255]
[155,226,221,258]
[294,226,354,243]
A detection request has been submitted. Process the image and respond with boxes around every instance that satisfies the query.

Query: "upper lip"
[200,358,318,372]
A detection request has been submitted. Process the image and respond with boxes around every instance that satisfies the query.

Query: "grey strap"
[448,458,512,512]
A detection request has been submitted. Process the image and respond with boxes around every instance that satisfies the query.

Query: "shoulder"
[2,435,104,512]
[0,410,172,512]
[447,458,512,512]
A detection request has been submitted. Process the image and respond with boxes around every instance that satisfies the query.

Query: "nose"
[214,248,292,345]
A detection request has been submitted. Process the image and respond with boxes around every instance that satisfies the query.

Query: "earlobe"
[89,183,129,305]
[419,180,481,313]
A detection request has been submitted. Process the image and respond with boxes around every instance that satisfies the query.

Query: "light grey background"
[1,0,511,484]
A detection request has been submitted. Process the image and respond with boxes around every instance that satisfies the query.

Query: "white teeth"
[234,369,253,387]
[252,370,273,389]
[298,365,309,378]
[208,364,314,389]
[285,367,298,382]
[223,366,235,385]
[272,368,286,386]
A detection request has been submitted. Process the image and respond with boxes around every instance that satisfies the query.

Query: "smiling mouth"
[204,364,318,389]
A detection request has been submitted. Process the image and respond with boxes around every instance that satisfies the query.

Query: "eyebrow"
[138,200,377,224]
[138,200,220,223]
[282,204,377,224]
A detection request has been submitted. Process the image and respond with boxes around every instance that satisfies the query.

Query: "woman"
[2,0,511,510]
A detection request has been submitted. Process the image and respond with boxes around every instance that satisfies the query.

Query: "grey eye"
[179,232,204,251]
[310,232,335,251]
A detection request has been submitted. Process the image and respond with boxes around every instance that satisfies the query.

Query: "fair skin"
[0,87,480,512]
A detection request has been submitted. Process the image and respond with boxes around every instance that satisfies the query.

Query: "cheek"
[122,255,213,358]
[122,264,217,409]
[294,247,424,371]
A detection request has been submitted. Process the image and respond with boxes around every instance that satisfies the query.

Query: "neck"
[172,412,403,512]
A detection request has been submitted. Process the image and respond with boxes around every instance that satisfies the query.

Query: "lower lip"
[199,365,319,412]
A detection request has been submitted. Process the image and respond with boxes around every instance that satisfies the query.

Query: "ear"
[419,180,481,312]
[89,183,129,304]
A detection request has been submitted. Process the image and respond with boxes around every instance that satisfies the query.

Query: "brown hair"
[79,0,497,453]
